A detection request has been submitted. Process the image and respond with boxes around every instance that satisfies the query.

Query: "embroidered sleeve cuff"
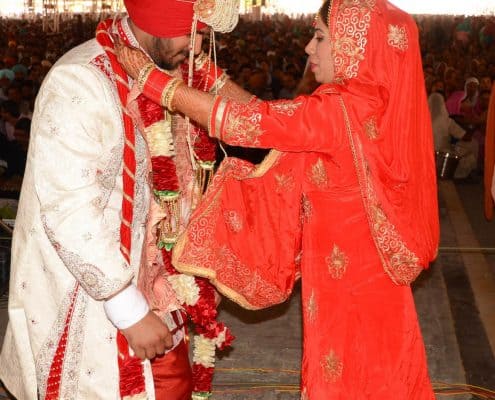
[103,284,150,330]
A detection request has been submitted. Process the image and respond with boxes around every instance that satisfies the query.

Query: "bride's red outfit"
[173,1,439,398]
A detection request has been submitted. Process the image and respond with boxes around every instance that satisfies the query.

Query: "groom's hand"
[121,311,173,360]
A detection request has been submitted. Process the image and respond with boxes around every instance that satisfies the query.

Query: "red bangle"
[208,96,230,140]
[142,68,174,105]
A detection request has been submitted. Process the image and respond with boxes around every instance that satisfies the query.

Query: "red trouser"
[151,339,192,400]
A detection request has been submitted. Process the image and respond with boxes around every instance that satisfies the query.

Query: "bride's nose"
[305,40,315,56]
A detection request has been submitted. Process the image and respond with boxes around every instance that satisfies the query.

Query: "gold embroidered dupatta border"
[337,95,422,285]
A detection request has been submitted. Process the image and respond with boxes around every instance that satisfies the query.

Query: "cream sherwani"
[0,38,151,399]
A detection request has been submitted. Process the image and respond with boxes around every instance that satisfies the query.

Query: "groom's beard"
[150,38,188,71]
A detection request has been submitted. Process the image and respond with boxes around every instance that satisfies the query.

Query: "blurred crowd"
[0,11,494,185]
[0,15,97,183]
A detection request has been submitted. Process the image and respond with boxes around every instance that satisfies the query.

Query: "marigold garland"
[137,85,233,397]
[96,18,232,398]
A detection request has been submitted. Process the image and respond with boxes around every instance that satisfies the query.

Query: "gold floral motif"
[268,100,303,116]
[307,158,328,188]
[301,193,313,224]
[223,101,264,146]
[321,349,343,382]
[333,0,375,81]
[387,24,408,51]
[275,173,296,193]
[217,246,290,308]
[306,290,318,323]
[223,210,243,233]
[325,244,348,279]
[364,116,379,140]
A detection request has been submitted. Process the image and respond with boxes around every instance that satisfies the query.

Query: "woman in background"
[429,91,478,179]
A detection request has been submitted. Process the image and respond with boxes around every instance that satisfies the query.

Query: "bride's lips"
[309,62,317,71]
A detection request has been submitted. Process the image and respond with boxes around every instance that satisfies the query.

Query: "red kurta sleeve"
[172,151,304,310]
[209,86,346,153]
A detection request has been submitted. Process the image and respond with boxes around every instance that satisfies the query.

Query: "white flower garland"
[167,274,201,306]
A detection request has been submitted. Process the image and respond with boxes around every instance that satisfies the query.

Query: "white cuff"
[103,284,150,330]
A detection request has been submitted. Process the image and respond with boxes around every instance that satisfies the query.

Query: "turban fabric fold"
[124,0,206,38]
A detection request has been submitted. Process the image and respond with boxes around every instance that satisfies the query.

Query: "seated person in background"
[278,72,297,99]
[446,76,479,119]
[0,136,7,176]
[0,118,30,178]
[430,78,445,96]
[429,92,478,180]
[13,117,30,153]
[0,100,20,142]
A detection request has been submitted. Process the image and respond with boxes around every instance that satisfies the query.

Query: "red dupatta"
[326,0,439,283]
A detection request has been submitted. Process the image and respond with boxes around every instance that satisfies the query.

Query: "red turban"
[124,0,206,38]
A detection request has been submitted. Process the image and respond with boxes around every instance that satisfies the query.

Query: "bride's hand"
[114,38,152,80]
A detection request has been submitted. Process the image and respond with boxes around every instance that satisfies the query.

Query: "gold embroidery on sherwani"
[326,244,348,279]
[36,285,88,399]
[333,0,375,80]
[223,210,243,233]
[222,101,264,146]
[364,116,379,140]
[321,349,344,382]
[268,100,303,116]
[42,217,127,299]
[308,158,328,188]
[275,173,296,193]
[307,290,318,323]
[388,24,408,51]
[92,144,122,210]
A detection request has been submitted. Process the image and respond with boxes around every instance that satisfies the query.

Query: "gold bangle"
[166,80,184,112]
[137,62,155,91]
[160,78,183,112]
[208,72,229,94]
[207,95,219,137]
